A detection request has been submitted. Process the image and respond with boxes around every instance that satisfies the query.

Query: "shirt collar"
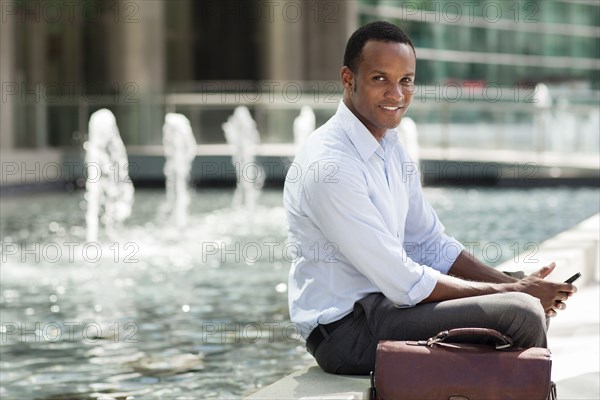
[336,100,399,163]
[383,127,400,150]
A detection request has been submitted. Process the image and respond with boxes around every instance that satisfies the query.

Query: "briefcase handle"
[426,327,514,350]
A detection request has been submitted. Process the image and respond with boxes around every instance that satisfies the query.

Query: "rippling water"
[1,186,598,399]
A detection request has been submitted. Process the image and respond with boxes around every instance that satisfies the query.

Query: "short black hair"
[343,20,415,73]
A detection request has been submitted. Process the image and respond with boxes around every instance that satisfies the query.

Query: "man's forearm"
[421,273,511,303]
[423,261,575,317]
[448,250,517,284]
[420,251,516,304]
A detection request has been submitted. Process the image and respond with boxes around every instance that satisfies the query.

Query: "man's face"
[341,40,416,140]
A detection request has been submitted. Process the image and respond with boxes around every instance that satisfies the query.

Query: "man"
[283,21,576,375]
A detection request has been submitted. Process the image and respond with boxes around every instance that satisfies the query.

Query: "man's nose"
[385,84,404,101]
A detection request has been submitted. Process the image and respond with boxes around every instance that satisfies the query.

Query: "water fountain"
[293,106,315,150]
[533,82,553,152]
[161,113,197,228]
[553,98,577,153]
[582,111,600,153]
[396,116,420,166]
[84,108,134,242]
[222,106,264,211]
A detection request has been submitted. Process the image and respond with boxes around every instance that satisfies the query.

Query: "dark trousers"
[312,292,548,375]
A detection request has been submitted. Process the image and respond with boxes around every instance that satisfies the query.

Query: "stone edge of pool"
[243,213,600,400]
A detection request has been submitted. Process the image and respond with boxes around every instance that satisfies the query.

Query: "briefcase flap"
[374,339,552,400]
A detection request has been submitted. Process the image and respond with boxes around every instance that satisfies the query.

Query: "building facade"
[0,0,598,184]
[360,0,599,87]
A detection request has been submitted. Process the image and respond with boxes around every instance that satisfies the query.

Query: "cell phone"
[564,272,581,284]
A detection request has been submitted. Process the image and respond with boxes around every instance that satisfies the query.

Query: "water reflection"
[0,187,598,398]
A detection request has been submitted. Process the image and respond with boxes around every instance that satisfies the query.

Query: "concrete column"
[106,0,165,145]
[262,0,305,80]
[28,13,48,148]
[167,1,194,82]
[261,0,356,81]
[119,0,165,92]
[0,4,16,150]
[304,0,356,80]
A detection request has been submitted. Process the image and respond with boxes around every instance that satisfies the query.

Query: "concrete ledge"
[0,149,64,185]
[244,366,369,400]
[244,214,600,399]
[3,148,598,189]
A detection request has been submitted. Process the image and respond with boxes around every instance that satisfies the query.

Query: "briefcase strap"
[370,371,376,400]
[547,382,557,400]
[426,327,514,350]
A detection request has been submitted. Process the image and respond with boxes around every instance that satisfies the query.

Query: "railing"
[8,82,600,167]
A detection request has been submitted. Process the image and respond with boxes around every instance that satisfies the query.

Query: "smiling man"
[283,21,575,375]
[341,36,415,140]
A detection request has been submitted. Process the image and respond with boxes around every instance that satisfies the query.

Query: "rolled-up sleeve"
[301,157,439,307]
[403,165,464,274]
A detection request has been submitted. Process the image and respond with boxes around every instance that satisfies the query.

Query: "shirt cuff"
[394,266,440,307]
[432,237,465,275]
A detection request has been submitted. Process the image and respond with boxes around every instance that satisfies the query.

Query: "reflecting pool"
[1,186,598,398]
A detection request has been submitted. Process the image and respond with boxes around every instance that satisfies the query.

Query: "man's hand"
[423,259,577,313]
[515,262,577,317]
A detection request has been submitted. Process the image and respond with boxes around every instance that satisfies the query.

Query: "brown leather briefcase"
[370,328,557,400]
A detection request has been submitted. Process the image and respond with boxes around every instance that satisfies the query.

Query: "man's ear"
[340,66,354,92]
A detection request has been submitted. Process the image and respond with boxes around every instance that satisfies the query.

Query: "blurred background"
[1,0,598,185]
[0,0,599,399]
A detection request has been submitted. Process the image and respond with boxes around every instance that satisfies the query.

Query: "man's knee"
[506,292,545,319]
[502,292,547,347]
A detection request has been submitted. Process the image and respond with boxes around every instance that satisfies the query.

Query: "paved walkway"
[549,283,600,399]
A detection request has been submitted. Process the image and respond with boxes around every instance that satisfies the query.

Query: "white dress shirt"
[283,101,464,339]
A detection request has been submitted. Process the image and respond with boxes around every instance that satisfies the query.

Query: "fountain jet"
[396,116,420,167]
[161,113,197,227]
[293,106,315,150]
[85,109,134,242]
[222,106,264,211]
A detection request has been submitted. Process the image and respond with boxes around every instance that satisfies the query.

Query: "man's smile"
[379,105,403,111]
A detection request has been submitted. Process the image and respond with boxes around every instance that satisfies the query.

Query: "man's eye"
[373,76,385,81]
